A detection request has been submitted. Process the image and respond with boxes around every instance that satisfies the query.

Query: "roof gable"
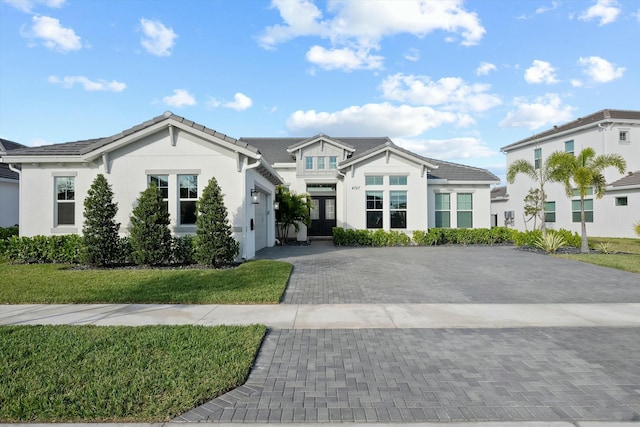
[0,138,26,153]
[286,134,356,154]
[338,141,439,171]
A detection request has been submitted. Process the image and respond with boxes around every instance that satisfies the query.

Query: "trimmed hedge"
[512,228,581,248]
[333,227,515,247]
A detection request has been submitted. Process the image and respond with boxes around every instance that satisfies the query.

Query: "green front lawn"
[554,237,640,274]
[0,259,292,304]
[0,324,266,422]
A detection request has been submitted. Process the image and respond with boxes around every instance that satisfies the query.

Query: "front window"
[329,156,337,169]
[389,175,407,185]
[178,175,198,225]
[564,140,574,155]
[457,193,472,228]
[434,193,450,228]
[365,176,383,186]
[317,156,326,170]
[366,191,383,228]
[544,201,556,223]
[389,191,407,229]
[305,157,313,170]
[534,148,542,169]
[148,175,169,213]
[572,199,593,223]
[55,177,75,226]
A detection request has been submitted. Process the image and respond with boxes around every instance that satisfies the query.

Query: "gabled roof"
[501,109,640,152]
[0,138,26,181]
[338,140,438,170]
[286,134,356,153]
[0,138,26,153]
[491,186,508,200]
[610,171,640,188]
[425,157,500,183]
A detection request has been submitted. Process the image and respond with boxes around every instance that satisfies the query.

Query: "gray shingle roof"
[501,109,640,152]
[0,138,26,180]
[610,171,640,188]
[491,186,508,200]
[425,157,499,182]
[0,138,26,153]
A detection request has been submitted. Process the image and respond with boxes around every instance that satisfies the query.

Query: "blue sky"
[1,0,638,183]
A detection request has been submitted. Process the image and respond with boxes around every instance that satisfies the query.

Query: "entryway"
[308,196,336,237]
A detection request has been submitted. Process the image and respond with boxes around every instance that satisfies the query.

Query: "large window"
[148,175,169,213]
[389,191,407,229]
[544,201,556,223]
[434,193,450,228]
[456,193,472,228]
[365,175,383,186]
[178,175,198,225]
[572,199,593,223]
[534,148,542,169]
[366,191,383,228]
[389,175,407,185]
[55,177,75,226]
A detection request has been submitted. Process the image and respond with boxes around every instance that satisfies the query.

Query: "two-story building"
[492,109,640,238]
[1,112,500,258]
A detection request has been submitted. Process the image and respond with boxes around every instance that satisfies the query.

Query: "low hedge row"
[2,234,197,265]
[333,227,580,248]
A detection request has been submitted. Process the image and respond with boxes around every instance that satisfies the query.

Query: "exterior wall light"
[251,189,260,204]
[274,201,280,210]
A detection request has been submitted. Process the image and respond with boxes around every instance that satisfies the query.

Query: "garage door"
[254,197,268,251]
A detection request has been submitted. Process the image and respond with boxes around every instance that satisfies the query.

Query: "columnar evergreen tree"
[194,177,239,267]
[129,183,172,265]
[82,174,120,266]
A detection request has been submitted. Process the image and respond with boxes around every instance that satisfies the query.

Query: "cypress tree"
[82,174,120,266]
[195,177,239,267]
[130,183,172,265]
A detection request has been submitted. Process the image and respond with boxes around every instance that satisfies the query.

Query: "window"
[390,191,407,229]
[55,177,75,226]
[564,140,574,155]
[304,157,313,170]
[329,156,337,170]
[457,193,472,228]
[619,130,629,142]
[178,175,198,225]
[316,156,326,170]
[365,176,383,186]
[434,193,450,228]
[389,175,407,185]
[148,175,169,213]
[615,197,628,206]
[544,201,556,223]
[572,187,593,197]
[366,191,383,228]
[572,199,593,222]
[534,148,542,169]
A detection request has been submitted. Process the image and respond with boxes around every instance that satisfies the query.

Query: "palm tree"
[275,185,312,244]
[548,147,626,253]
[506,154,563,235]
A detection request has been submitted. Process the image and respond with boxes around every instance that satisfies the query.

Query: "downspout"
[8,164,22,232]
[242,157,261,260]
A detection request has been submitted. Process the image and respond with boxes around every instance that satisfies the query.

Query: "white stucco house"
[0,138,25,228]
[491,109,640,238]
[1,112,500,258]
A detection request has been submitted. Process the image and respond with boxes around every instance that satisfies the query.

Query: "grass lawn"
[0,324,266,422]
[0,259,292,304]
[555,237,640,274]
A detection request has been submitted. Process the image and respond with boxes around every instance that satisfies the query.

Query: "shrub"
[534,232,566,254]
[194,177,239,267]
[512,229,542,247]
[0,226,19,240]
[595,242,614,254]
[4,235,83,264]
[635,221,640,237]
[82,174,121,267]
[129,183,172,266]
[172,235,196,265]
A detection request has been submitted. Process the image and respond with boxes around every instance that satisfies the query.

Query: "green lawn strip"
[588,237,640,255]
[555,253,640,274]
[0,324,266,422]
[0,259,292,304]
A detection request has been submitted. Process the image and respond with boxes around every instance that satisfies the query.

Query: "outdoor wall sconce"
[273,201,280,210]
[251,189,260,204]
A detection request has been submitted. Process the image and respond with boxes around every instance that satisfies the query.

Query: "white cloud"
[499,93,576,130]
[140,18,177,57]
[23,15,81,52]
[571,79,584,87]
[305,45,383,71]
[524,60,559,84]
[403,48,420,62]
[224,93,253,111]
[379,73,501,113]
[579,0,620,25]
[476,62,496,76]
[48,75,126,92]
[259,0,485,69]
[162,89,196,108]
[536,1,559,14]
[286,103,459,137]
[2,0,65,13]
[578,56,625,83]
[394,136,496,161]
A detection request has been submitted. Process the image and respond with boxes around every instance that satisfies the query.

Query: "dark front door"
[309,196,336,236]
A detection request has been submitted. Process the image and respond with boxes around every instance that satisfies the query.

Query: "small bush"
[0,226,19,240]
[512,229,543,247]
[534,232,566,254]
[172,235,196,265]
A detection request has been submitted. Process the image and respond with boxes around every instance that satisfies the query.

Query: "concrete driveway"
[176,242,640,423]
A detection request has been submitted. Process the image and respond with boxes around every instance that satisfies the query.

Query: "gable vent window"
[329,156,337,170]
[305,157,313,170]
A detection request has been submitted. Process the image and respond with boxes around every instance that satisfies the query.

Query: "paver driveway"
[176,242,640,423]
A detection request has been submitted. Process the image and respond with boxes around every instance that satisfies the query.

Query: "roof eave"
[339,145,439,170]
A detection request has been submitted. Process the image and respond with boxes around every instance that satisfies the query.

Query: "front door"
[309,196,336,236]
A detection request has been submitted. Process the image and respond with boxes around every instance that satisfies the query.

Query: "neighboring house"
[0,113,282,260]
[0,138,26,227]
[242,134,499,239]
[492,109,640,238]
[0,112,500,258]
